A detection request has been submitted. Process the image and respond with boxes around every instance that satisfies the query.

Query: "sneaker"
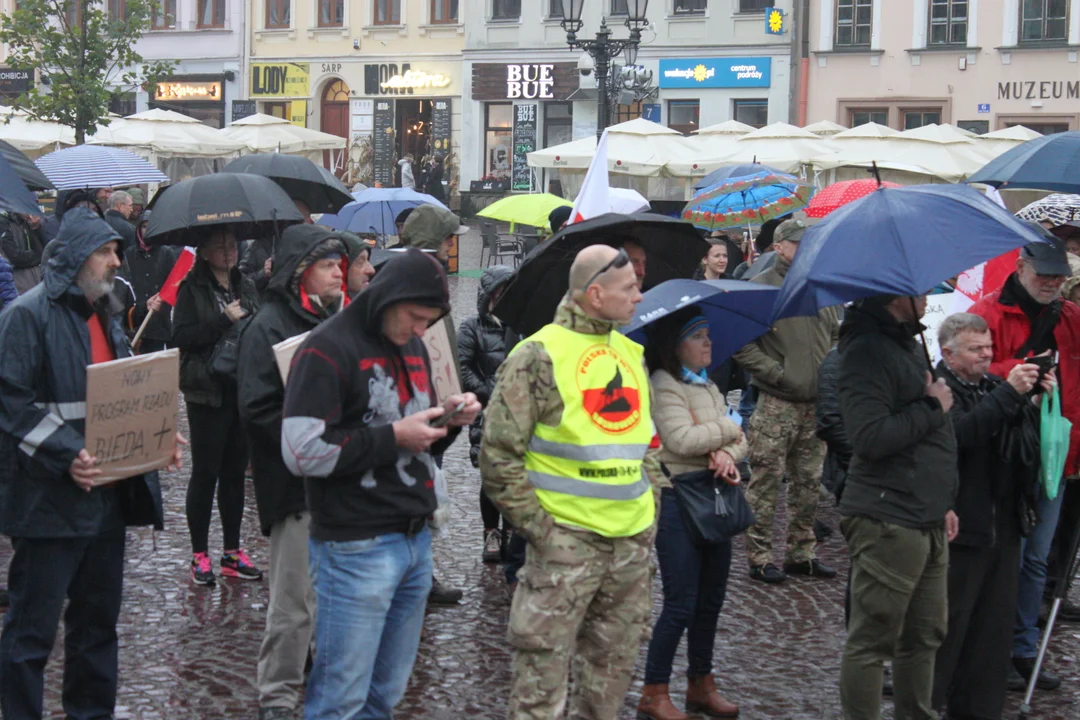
[483,529,503,563]
[748,563,787,584]
[784,558,838,578]
[220,550,263,581]
[1012,656,1061,691]
[190,552,216,586]
[428,576,463,604]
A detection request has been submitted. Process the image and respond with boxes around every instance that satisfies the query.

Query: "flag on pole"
[158,247,197,306]
[952,187,1018,313]
[570,130,611,224]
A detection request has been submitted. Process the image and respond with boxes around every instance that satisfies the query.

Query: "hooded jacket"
[0,208,163,538]
[120,216,178,347]
[281,248,459,541]
[398,158,415,189]
[0,254,16,309]
[238,225,350,536]
[458,265,517,448]
[734,254,840,402]
[837,300,958,530]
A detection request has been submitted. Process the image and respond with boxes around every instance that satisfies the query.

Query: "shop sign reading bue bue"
[471,63,578,102]
[658,57,772,89]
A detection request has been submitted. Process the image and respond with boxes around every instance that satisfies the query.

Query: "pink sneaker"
[190,552,215,585]
[220,549,263,580]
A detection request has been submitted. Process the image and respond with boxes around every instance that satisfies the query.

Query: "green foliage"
[0,0,176,143]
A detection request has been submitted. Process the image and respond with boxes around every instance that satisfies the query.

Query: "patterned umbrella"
[35,145,168,190]
[805,179,902,218]
[1015,194,1080,227]
[682,171,815,231]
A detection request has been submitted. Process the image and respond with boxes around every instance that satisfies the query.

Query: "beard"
[76,267,116,303]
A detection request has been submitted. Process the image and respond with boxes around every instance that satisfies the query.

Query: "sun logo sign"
[766,7,784,35]
[692,64,709,83]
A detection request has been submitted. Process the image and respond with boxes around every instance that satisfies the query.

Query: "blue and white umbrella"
[34,145,169,190]
[320,187,448,235]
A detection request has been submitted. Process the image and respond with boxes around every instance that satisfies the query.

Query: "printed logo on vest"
[575,344,643,434]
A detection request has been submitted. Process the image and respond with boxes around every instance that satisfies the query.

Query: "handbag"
[209,317,250,379]
[667,467,755,545]
[1040,387,1072,501]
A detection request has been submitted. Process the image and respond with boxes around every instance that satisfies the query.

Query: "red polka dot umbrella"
[804,179,902,218]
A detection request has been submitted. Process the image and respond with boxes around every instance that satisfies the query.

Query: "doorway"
[320,79,350,175]
[396,99,433,167]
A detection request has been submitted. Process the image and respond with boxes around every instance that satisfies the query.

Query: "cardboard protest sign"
[422,316,462,404]
[273,331,310,384]
[919,293,953,365]
[84,349,179,484]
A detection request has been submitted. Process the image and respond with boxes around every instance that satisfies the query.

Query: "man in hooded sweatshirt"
[400,203,468,269]
[239,225,352,720]
[281,248,480,720]
[0,208,170,719]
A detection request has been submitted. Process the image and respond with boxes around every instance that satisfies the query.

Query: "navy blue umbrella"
[967,131,1080,193]
[0,153,43,217]
[622,279,779,369]
[773,184,1050,321]
[693,162,792,192]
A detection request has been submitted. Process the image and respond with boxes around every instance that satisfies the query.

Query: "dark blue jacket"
[0,208,164,538]
[0,254,16,309]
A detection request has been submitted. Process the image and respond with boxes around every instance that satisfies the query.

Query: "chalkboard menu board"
[511,103,537,192]
[231,100,256,123]
[431,99,452,154]
[372,99,395,187]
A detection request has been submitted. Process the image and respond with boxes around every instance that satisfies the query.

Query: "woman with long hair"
[172,228,262,586]
[695,235,732,281]
[638,306,746,720]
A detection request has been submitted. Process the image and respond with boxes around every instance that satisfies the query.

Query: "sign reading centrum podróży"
[657,57,772,89]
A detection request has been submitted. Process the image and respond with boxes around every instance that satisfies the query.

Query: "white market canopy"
[803,119,848,136]
[0,110,76,154]
[976,125,1043,159]
[220,112,347,154]
[88,109,245,157]
[694,119,756,136]
[527,118,699,177]
[708,122,835,173]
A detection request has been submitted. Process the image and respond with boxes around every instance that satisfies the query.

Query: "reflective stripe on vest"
[519,323,655,538]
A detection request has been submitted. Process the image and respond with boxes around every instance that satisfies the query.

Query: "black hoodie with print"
[281,248,459,541]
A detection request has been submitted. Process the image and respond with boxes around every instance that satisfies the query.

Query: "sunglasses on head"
[583,248,630,291]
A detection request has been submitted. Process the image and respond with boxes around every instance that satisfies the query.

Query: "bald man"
[482,245,662,720]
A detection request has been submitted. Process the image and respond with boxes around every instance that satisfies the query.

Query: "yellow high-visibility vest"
[520,324,655,538]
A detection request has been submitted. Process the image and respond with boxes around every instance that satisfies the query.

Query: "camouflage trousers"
[745,393,825,567]
[507,523,654,720]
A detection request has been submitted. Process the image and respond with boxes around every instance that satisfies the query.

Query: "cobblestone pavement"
[11,231,1080,719]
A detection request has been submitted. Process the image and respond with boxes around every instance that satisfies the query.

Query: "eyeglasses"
[583,248,630,291]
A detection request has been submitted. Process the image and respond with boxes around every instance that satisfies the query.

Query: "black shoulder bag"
[663,464,755,545]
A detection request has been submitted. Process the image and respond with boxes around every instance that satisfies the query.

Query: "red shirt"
[87,314,115,365]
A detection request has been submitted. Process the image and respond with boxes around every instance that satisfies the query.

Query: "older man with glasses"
[481,244,663,720]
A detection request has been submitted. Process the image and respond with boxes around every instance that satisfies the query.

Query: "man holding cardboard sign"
[0,209,175,720]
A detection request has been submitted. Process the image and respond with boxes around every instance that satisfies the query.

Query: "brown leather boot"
[686,674,739,718]
[636,684,689,720]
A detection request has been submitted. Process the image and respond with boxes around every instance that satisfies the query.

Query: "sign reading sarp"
[84,350,180,484]
[658,57,772,89]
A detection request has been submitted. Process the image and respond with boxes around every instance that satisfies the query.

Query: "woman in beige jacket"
[638,308,747,720]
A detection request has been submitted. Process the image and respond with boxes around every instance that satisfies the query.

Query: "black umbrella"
[493,213,709,337]
[222,154,353,214]
[0,139,52,191]
[144,173,304,247]
[0,152,45,217]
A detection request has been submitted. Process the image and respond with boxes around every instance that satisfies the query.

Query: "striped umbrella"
[34,145,168,190]
[682,171,815,231]
[1015,194,1080,227]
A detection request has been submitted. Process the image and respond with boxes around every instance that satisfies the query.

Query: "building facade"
[461,0,795,191]
[804,0,1080,134]
[249,0,464,185]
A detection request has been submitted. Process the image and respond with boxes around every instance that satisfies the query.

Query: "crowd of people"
[0,177,1078,720]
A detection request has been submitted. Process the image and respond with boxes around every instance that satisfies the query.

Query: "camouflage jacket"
[480,293,663,544]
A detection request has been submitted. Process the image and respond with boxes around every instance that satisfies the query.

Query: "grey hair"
[938,312,989,351]
[107,191,132,210]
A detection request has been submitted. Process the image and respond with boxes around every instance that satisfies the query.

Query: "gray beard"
[77,274,115,304]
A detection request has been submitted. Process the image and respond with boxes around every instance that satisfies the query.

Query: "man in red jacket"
[970,238,1080,692]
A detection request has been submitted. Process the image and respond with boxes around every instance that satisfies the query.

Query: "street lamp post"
[560,0,650,140]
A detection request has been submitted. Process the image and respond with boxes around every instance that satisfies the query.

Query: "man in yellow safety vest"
[481,244,662,720]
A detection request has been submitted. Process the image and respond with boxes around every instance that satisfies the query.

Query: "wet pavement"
[12,230,1080,719]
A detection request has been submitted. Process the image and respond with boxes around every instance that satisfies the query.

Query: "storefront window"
[375,0,401,24]
[265,102,289,120]
[197,0,224,29]
[544,102,573,148]
[903,109,941,129]
[929,0,967,45]
[484,103,513,179]
[849,109,887,126]
[266,0,290,28]
[1021,0,1069,43]
[1007,121,1070,134]
[319,0,344,27]
[152,0,176,28]
[957,120,989,134]
[835,0,872,47]
[733,99,768,128]
[614,100,642,124]
[667,100,699,135]
[431,0,458,23]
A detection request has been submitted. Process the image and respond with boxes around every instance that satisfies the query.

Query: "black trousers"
[186,388,248,555]
[932,534,1021,720]
[0,534,126,720]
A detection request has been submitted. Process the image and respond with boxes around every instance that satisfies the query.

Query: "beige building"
[804,0,1080,134]
[248,0,464,184]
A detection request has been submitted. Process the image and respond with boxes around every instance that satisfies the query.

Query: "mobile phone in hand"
[429,401,466,428]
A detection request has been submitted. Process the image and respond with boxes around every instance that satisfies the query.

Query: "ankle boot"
[686,674,739,718]
[636,684,689,720]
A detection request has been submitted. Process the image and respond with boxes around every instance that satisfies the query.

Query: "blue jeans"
[644,490,733,684]
[305,527,433,720]
[1014,485,1066,658]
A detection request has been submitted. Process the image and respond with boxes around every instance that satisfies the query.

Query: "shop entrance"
[320,79,350,175]
[396,99,433,167]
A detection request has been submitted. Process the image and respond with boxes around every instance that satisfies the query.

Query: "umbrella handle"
[912,297,933,370]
